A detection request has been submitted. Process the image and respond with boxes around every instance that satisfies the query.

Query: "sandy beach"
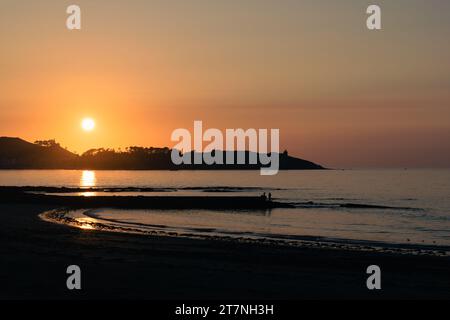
[1,202,449,300]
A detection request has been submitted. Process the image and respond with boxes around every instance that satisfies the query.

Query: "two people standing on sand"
[261,192,272,202]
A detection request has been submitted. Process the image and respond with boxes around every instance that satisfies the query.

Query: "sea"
[1,169,449,246]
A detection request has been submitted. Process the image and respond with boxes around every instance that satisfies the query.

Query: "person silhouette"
[268,192,272,202]
[261,192,267,202]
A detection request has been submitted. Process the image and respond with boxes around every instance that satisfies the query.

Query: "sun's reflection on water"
[79,223,95,230]
[77,217,97,230]
[80,170,96,188]
[79,191,98,197]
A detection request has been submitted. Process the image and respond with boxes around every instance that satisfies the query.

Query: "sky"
[0,0,449,168]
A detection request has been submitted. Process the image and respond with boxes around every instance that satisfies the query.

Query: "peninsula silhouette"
[0,137,324,170]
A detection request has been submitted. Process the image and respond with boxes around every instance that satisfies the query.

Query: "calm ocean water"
[2,169,449,246]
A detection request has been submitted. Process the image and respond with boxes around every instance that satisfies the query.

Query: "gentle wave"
[287,201,423,211]
[40,208,450,257]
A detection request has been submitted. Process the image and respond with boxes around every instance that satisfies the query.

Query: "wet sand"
[0,186,292,209]
[1,203,449,299]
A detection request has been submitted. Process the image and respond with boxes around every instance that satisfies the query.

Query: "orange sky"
[0,0,449,168]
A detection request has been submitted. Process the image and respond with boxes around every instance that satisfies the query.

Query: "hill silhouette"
[0,137,325,170]
[0,137,78,169]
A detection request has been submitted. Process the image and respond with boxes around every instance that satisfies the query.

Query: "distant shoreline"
[0,137,326,170]
[0,167,329,171]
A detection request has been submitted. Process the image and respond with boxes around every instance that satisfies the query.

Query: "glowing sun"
[81,118,95,132]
